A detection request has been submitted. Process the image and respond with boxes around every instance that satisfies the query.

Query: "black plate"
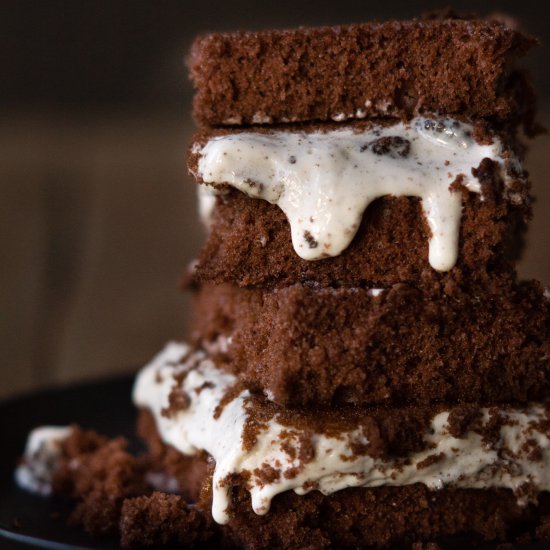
[0,375,135,549]
[1,377,548,550]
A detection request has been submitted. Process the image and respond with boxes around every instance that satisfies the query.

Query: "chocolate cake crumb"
[253,463,281,486]
[159,370,192,419]
[280,435,296,460]
[481,408,508,447]
[519,438,543,462]
[348,419,387,460]
[195,381,215,394]
[449,173,469,199]
[529,408,550,433]
[297,431,315,464]
[53,427,149,537]
[416,452,446,470]
[161,386,191,418]
[241,395,276,452]
[213,380,247,419]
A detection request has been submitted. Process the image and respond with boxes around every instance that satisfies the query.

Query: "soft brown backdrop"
[1,1,549,399]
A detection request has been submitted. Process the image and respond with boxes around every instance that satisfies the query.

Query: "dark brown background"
[1,0,549,399]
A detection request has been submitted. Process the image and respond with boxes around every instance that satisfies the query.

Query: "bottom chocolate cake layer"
[128,342,550,527]
[16,415,550,549]
[137,410,550,549]
[192,278,550,407]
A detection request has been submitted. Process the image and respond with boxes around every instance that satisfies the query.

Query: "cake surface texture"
[191,279,550,407]
[15,13,550,550]
[189,18,537,131]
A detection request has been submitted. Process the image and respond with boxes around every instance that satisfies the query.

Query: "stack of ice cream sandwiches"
[17,14,550,549]
[135,14,550,547]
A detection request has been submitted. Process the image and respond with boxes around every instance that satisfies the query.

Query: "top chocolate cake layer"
[189,18,536,130]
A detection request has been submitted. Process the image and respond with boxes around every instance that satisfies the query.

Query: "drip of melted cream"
[194,118,511,271]
[197,184,218,226]
[133,343,550,525]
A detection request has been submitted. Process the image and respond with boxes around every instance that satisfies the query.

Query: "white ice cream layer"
[194,117,514,272]
[133,342,550,525]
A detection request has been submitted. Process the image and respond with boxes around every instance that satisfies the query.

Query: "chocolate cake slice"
[191,279,550,407]
[14,13,550,550]
[189,18,537,132]
[188,116,532,289]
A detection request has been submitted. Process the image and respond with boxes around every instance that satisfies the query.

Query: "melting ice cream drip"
[196,117,509,271]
